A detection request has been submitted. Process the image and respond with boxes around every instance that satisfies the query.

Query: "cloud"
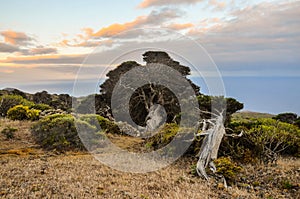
[93,23,137,38]
[82,28,94,37]
[59,39,70,46]
[0,42,20,53]
[2,0,299,84]
[91,8,182,38]
[29,46,57,55]
[0,43,57,55]
[0,69,14,74]
[68,40,112,47]
[0,30,58,55]
[209,17,221,23]
[209,0,226,11]
[187,1,300,66]
[56,8,184,49]
[0,54,85,64]
[164,23,194,30]
[59,37,113,48]
[57,8,183,48]
[0,30,33,46]
[138,0,203,8]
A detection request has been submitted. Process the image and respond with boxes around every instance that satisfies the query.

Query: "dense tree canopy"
[99,52,201,126]
[273,113,298,124]
[98,51,243,126]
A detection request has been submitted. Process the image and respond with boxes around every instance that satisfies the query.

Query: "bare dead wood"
[195,111,226,180]
[195,110,242,184]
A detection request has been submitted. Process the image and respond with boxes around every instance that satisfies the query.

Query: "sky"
[0,0,299,114]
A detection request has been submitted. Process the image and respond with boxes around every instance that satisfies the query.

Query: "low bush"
[79,114,120,134]
[295,117,300,128]
[145,123,179,149]
[247,119,299,157]
[30,103,52,111]
[214,157,242,183]
[7,105,41,121]
[1,126,18,139]
[27,109,41,121]
[222,118,300,162]
[31,114,120,151]
[189,157,242,183]
[144,117,299,163]
[0,95,34,116]
[7,105,29,120]
[144,123,199,155]
[32,114,82,151]
[273,112,297,124]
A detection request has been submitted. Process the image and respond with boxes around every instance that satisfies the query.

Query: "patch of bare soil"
[0,119,299,198]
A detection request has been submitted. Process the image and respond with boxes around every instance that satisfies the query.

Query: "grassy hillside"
[232,111,275,120]
[0,118,299,198]
[1,89,299,198]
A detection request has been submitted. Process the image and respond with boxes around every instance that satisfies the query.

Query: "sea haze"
[192,76,300,115]
[2,76,299,115]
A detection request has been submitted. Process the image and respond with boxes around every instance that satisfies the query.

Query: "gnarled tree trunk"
[196,111,225,180]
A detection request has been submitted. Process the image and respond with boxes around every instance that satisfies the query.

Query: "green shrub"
[7,105,29,120]
[214,157,242,183]
[32,114,82,151]
[27,109,41,121]
[1,127,18,139]
[0,95,34,116]
[145,123,179,149]
[295,117,300,128]
[79,114,120,134]
[101,118,120,134]
[249,119,299,151]
[223,118,300,162]
[273,113,297,124]
[7,105,41,121]
[144,123,201,155]
[31,114,117,151]
[30,103,51,111]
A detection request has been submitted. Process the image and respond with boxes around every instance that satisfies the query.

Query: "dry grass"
[0,118,38,149]
[0,118,299,198]
[106,133,146,153]
[237,158,300,199]
[0,154,261,199]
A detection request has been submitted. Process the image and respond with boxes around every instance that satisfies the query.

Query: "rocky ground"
[0,119,299,199]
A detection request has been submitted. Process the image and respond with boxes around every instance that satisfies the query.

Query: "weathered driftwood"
[195,110,243,183]
[195,111,225,180]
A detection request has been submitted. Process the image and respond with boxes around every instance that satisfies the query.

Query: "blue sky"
[0,0,299,114]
